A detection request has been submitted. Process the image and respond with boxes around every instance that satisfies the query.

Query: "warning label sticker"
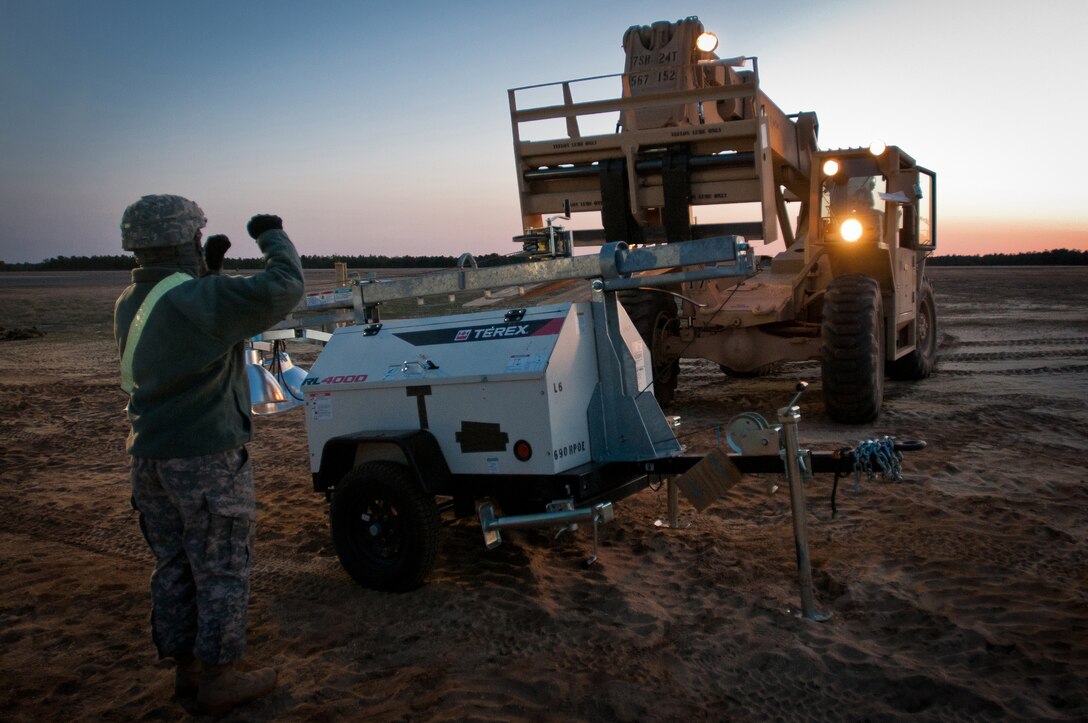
[309,392,333,422]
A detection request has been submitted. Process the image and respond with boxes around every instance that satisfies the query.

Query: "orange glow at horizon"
[936,219,1088,256]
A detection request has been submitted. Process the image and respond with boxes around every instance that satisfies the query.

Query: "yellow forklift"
[508,16,937,422]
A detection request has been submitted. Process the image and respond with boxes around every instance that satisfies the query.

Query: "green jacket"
[114,229,305,458]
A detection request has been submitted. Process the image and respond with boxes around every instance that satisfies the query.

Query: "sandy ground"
[1,266,1086,721]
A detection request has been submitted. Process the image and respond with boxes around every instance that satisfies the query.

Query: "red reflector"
[513,440,532,461]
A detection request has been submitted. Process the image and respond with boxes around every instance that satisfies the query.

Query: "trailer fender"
[313,430,451,496]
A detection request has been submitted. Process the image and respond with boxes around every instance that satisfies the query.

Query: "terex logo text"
[392,316,563,347]
[456,324,530,341]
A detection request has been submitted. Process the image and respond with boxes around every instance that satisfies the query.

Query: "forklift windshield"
[827,174,887,215]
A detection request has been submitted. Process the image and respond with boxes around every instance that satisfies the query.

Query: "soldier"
[113,194,304,715]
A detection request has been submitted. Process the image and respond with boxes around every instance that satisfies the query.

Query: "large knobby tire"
[887,277,938,380]
[330,461,439,592]
[821,275,885,424]
[618,289,679,408]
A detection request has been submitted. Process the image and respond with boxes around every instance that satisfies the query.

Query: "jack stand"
[653,477,690,529]
[585,508,603,567]
[778,391,830,622]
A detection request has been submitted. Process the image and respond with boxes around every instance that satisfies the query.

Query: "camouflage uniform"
[131,448,254,663]
[115,195,304,667]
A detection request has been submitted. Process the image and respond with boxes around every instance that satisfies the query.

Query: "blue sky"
[2,0,1086,263]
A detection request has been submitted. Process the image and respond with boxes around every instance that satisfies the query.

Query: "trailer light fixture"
[840,218,864,242]
[514,440,533,462]
[250,355,308,414]
[696,32,718,53]
[248,361,287,414]
[822,159,840,177]
[262,351,309,400]
[869,140,886,156]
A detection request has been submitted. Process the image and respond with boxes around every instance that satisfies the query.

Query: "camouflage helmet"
[121,194,207,250]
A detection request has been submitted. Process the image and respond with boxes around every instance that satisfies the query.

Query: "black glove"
[247,214,283,240]
[204,234,231,273]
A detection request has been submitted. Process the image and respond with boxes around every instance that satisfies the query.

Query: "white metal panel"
[542,305,596,471]
[305,303,626,477]
[303,304,571,394]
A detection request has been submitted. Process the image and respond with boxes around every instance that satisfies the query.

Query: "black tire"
[821,275,884,424]
[619,289,679,407]
[330,461,439,592]
[887,277,937,380]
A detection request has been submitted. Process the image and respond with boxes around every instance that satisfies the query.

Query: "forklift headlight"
[696,32,718,53]
[869,140,886,156]
[822,159,840,177]
[840,218,864,242]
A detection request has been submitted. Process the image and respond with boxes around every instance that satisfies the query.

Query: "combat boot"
[197,661,277,716]
[173,653,201,698]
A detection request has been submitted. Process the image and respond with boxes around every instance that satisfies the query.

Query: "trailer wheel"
[619,290,679,407]
[821,275,884,423]
[330,461,439,592]
[887,277,937,380]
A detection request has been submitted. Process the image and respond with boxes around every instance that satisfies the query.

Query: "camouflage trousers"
[130,447,255,664]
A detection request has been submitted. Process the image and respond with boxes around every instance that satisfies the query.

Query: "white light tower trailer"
[261,237,922,619]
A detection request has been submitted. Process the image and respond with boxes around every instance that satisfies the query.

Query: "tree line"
[926,249,1087,266]
[2,248,1086,271]
[0,252,527,272]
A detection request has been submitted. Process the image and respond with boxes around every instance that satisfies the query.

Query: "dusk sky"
[2,0,1086,263]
